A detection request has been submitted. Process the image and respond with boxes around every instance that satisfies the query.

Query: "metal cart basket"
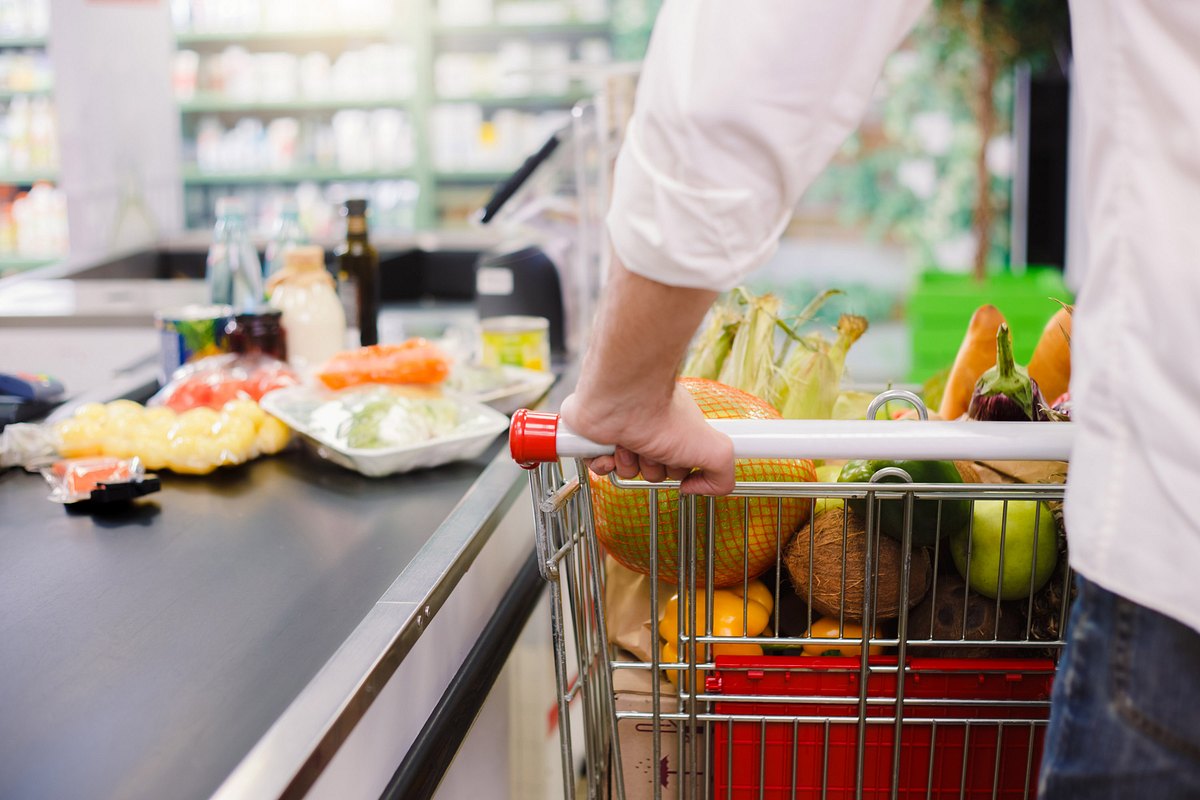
[511,391,1075,800]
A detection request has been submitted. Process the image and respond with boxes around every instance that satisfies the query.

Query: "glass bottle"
[264,198,306,280]
[268,244,346,371]
[335,198,380,346]
[206,197,264,313]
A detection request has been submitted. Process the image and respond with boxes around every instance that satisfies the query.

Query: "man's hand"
[560,258,735,496]
[560,382,734,495]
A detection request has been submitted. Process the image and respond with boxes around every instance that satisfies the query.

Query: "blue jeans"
[1039,576,1200,798]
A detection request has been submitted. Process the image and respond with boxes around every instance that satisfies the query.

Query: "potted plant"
[932,0,1071,280]
[903,1,1072,381]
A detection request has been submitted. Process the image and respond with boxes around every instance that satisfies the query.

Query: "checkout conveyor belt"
[0,436,511,800]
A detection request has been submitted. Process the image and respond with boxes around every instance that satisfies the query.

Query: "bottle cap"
[282,245,326,273]
[343,198,368,216]
[215,196,244,219]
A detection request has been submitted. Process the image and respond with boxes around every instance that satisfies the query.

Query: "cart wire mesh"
[523,393,1072,800]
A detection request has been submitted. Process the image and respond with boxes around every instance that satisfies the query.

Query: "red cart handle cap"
[510,409,560,468]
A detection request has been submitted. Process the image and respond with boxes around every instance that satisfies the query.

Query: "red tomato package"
[315,339,451,391]
[150,353,299,412]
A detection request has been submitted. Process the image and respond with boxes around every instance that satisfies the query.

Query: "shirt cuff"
[606,118,792,292]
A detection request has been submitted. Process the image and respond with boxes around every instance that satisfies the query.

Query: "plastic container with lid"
[267,244,347,372]
[480,315,550,372]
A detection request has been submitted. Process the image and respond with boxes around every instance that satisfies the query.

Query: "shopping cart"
[510,390,1075,800]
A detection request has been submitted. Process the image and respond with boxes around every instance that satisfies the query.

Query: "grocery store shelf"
[0,86,52,99]
[175,28,394,45]
[0,254,57,271]
[178,94,412,113]
[434,171,511,184]
[182,166,415,185]
[0,169,57,184]
[435,91,590,107]
[0,35,47,49]
[434,22,609,37]
[164,227,499,251]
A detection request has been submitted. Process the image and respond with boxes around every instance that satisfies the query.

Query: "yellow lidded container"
[480,315,551,372]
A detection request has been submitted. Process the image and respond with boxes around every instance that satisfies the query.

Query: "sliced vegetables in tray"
[260,385,509,477]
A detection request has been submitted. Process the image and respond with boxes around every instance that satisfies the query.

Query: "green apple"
[813,464,844,516]
[949,500,1058,600]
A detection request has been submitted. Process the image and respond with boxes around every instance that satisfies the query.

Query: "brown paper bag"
[613,657,705,800]
[604,555,677,663]
[974,460,1068,485]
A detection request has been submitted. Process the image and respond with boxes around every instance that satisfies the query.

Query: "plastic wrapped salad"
[310,388,477,449]
[259,385,509,476]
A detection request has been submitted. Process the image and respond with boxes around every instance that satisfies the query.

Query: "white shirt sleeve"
[607,0,930,290]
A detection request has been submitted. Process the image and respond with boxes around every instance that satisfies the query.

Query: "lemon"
[73,402,109,423]
[142,407,178,430]
[221,398,267,428]
[167,433,221,475]
[104,399,145,419]
[213,416,256,460]
[53,418,104,457]
[135,436,171,471]
[101,431,142,459]
[255,417,291,455]
[99,412,148,458]
[172,407,221,438]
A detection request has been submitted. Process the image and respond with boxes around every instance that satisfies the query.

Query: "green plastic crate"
[907,268,1073,384]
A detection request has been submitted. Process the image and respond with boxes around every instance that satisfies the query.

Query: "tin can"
[156,304,233,380]
[480,315,551,372]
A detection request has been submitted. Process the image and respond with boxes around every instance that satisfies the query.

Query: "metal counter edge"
[209,368,572,800]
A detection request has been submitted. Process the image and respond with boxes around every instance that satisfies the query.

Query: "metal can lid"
[155,303,234,324]
[480,315,550,333]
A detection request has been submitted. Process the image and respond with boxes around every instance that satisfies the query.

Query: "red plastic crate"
[708,655,1055,799]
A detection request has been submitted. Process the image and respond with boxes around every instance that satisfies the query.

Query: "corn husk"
[716,291,781,401]
[681,295,743,380]
[774,314,868,419]
[681,288,868,420]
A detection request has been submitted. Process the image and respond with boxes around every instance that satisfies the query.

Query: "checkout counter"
[0,234,566,800]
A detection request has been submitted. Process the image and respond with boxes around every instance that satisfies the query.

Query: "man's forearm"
[571,258,717,437]
[561,257,733,493]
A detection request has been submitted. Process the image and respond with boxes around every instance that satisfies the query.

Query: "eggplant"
[1045,397,1072,421]
[967,323,1047,421]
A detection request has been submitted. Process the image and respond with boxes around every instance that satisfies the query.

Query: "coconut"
[1025,517,1074,650]
[770,566,814,639]
[784,507,931,622]
[907,574,1022,658]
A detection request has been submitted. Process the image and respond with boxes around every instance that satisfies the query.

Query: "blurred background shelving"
[0,0,1073,388]
[0,0,627,276]
[0,0,66,276]
[169,0,614,235]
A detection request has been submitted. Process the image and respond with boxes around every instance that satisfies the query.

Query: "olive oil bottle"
[335,198,380,346]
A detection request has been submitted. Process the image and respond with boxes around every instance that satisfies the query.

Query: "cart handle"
[509,410,1075,468]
